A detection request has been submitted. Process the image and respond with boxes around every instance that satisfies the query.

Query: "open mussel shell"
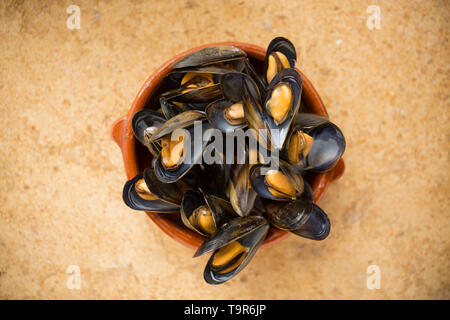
[263,198,330,240]
[181,189,235,237]
[143,167,190,205]
[282,124,313,165]
[153,121,213,183]
[292,114,345,172]
[159,90,185,119]
[264,37,297,84]
[249,161,304,201]
[131,110,166,156]
[170,46,247,70]
[264,68,302,150]
[205,99,247,133]
[194,216,269,284]
[122,173,180,213]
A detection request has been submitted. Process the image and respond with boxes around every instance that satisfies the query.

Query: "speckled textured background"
[0,0,449,299]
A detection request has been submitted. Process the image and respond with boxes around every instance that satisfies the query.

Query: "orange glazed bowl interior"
[111,42,345,250]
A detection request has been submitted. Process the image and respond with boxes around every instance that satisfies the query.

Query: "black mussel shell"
[149,110,206,142]
[302,180,314,202]
[159,91,185,119]
[181,189,236,237]
[263,197,312,231]
[264,197,330,240]
[194,215,268,257]
[180,190,215,236]
[249,161,304,201]
[264,68,302,150]
[264,37,297,84]
[203,225,268,284]
[143,167,190,205]
[122,173,180,213]
[294,112,330,130]
[168,84,223,105]
[244,58,267,99]
[220,72,261,104]
[205,99,247,133]
[291,203,330,240]
[195,216,268,284]
[171,46,247,69]
[228,163,258,216]
[131,109,166,146]
[197,163,231,198]
[165,66,238,87]
[301,122,346,172]
[153,121,213,183]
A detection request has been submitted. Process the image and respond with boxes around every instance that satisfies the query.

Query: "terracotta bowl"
[111,42,345,250]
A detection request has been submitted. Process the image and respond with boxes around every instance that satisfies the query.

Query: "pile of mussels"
[122,37,346,284]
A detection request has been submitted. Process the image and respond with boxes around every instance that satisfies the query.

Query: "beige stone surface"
[0,0,449,299]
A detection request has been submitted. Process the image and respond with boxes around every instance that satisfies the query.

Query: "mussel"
[194,216,269,284]
[170,46,247,70]
[132,110,167,156]
[249,160,304,201]
[153,122,213,183]
[122,172,180,213]
[148,110,213,182]
[284,127,314,165]
[288,113,346,172]
[264,37,297,84]
[181,189,235,236]
[264,197,330,240]
[205,99,247,133]
[264,68,302,150]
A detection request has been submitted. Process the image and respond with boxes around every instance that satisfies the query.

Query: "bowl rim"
[111,41,345,250]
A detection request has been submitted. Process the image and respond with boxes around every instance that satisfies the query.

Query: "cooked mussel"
[132,110,166,156]
[205,99,247,133]
[152,118,213,183]
[283,125,314,165]
[264,197,330,240]
[143,167,189,204]
[122,173,180,213]
[290,203,330,240]
[264,37,297,84]
[181,189,235,236]
[264,68,302,150]
[159,90,185,119]
[291,113,345,172]
[249,161,304,201]
[170,46,247,70]
[194,215,269,284]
